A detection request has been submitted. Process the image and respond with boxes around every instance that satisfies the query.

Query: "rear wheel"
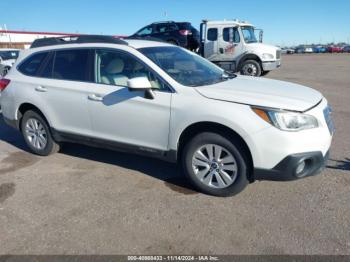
[182,132,249,197]
[21,110,60,156]
[240,60,262,77]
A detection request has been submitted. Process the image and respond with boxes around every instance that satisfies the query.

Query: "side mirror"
[127,77,155,99]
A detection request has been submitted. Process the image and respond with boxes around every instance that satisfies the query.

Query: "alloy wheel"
[191,144,238,189]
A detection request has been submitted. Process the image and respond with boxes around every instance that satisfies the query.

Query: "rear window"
[177,23,191,30]
[53,49,91,81]
[18,52,48,76]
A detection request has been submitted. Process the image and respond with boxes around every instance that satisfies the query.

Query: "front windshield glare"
[241,26,258,43]
[139,46,228,87]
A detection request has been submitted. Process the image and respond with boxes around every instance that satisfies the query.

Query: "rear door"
[33,49,94,136]
[152,23,178,42]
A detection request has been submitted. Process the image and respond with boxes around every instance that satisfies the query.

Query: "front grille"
[323,106,335,135]
[276,50,281,59]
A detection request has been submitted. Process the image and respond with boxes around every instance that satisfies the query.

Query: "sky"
[1,0,349,46]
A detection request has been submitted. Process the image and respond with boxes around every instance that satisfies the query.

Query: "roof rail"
[152,21,176,24]
[125,36,167,43]
[30,35,128,48]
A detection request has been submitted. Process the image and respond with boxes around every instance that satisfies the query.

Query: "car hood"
[195,75,323,112]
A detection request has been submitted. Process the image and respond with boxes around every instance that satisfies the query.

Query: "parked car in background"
[129,21,200,51]
[343,45,350,53]
[0,35,333,197]
[295,46,305,53]
[313,46,327,53]
[0,48,20,77]
[304,47,313,53]
[327,46,343,53]
[281,48,295,54]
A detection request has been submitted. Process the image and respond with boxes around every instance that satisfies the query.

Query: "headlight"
[262,53,274,60]
[252,107,319,131]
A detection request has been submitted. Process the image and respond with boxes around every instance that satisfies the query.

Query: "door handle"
[35,86,47,92]
[219,48,224,54]
[88,94,103,102]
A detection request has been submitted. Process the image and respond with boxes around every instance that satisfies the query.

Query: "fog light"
[295,161,306,177]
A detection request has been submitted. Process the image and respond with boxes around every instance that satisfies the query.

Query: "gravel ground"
[0,54,349,255]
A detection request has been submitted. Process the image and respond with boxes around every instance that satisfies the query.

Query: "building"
[0,29,126,49]
[0,30,80,49]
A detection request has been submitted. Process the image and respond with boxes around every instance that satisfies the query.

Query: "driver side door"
[87,49,172,152]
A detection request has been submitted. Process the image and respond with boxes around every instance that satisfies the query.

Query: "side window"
[53,49,91,81]
[156,24,168,33]
[38,52,54,78]
[223,27,240,43]
[207,28,218,41]
[18,52,48,76]
[95,49,169,91]
[167,24,178,32]
[136,26,153,36]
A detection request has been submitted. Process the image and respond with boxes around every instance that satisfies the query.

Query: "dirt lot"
[0,54,349,255]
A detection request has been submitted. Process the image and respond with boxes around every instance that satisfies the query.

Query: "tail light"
[179,29,192,36]
[0,78,10,91]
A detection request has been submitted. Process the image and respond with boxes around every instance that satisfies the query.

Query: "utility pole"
[4,24,12,48]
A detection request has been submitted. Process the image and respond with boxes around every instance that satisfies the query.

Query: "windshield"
[139,46,234,87]
[0,50,19,60]
[241,26,258,43]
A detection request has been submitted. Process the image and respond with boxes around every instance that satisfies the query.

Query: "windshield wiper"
[222,71,237,79]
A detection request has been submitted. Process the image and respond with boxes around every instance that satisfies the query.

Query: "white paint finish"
[195,75,323,111]
[87,83,171,150]
[0,41,333,170]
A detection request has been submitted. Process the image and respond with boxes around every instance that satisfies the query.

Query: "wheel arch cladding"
[177,121,254,182]
[17,103,51,130]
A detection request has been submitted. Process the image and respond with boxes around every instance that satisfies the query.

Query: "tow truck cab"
[199,20,281,77]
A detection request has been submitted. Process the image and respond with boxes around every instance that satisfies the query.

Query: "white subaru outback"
[0,36,333,196]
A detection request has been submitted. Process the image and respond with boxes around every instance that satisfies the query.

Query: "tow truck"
[199,20,281,77]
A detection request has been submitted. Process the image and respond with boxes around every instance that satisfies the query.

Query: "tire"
[261,70,270,76]
[240,60,262,77]
[182,132,249,197]
[21,110,60,156]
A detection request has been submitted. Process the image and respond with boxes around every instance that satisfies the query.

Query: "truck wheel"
[261,71,270,76]
[21,110,60,156]
[240,60,262,77]
[182,132,249,197]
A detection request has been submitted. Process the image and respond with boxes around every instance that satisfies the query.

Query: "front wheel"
[240,60,262,77]
[182,132,249,197]
[21,110,60,156]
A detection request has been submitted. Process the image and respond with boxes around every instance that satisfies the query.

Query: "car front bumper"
[254,151,329,181]
[262,60,281,71]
